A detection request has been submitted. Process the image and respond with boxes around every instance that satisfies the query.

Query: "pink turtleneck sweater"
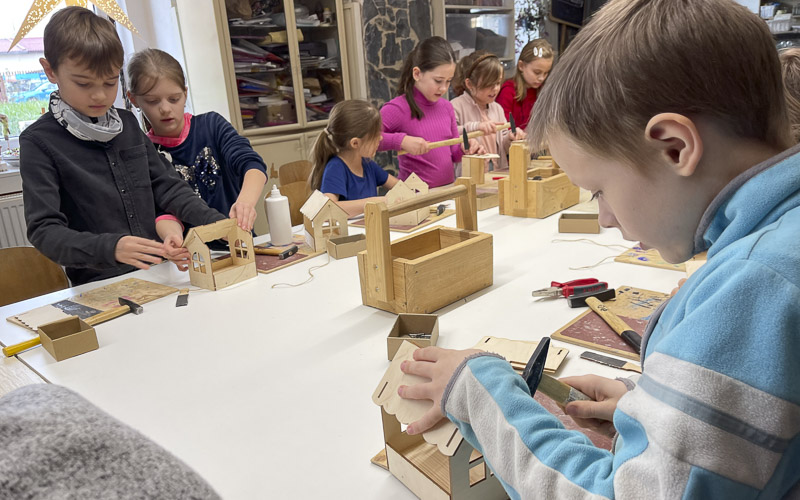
[379,88,463,187]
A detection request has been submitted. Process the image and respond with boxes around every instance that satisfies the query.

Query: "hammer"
[2,297,144,357]
[397,123,511,156]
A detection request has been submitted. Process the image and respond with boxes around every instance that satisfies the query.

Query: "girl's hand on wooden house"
[397,346,482,435]
[229,199,257,232]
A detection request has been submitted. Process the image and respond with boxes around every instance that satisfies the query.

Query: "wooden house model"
[372,341,507,500]
[300,190,349,251]
[183,218,257,291]
[387,173,429,226]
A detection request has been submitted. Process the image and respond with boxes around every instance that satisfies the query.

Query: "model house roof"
[300,190,347,220]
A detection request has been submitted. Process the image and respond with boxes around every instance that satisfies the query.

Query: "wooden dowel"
[385,184,467,218]
[85,305,131,327]
[3,337,41,357]
[398,123,511,156]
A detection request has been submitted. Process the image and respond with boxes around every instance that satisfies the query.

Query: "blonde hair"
[398,37,457,120]
[779,48,800,143]
[527,0,791,166]
[309,100,382,191]
[44,7,123,77]
[453,51,504,97]
[513,39,553,101]
[127,49,187,131]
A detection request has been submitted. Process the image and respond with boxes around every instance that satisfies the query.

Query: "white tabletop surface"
[0,200,683,499]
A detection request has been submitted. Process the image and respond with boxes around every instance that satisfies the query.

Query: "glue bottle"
[265,185,292,246]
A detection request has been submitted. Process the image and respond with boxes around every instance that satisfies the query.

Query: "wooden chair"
[277,160,313,226]
[0,247,69,307]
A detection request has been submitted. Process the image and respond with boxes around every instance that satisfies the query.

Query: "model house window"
[192,252,206,273]
[234,239,248,259]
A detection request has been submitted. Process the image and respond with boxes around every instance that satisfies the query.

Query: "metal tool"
[461,127,470,151]
[522,337,592,406]
[532,279,608,298]
[567,288,616,308]
[254,244,299,260]
[580,351,642,373]
[176,288,189,307]
[509,114,517,136]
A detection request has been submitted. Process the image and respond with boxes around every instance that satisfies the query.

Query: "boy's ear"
[40,58,57,83]
[644,113,703,177]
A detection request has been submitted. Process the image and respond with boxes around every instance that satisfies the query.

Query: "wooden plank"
[386,444,449,500]
[364,202,394,304]
[454,177,478,232]
[386,185,466,218]
[509,141,529,211]
[0,356,46,398]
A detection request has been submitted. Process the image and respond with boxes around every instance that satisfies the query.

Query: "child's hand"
[401,136,430,156]
[465,138,486,155]
[561,374,629,438]
[229,199,257,232]
[115,236,167,270]
[477,121,502,137]
[511,128,527,141]
[671,278,687,296]
[398,346,482,435]
[163,234,190,272]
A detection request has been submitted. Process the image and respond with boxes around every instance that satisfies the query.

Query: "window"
[192,252,206,273]
[0,5,80,138]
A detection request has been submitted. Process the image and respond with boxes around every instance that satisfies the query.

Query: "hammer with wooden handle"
[398,122,511,156]
[2,297,144,357]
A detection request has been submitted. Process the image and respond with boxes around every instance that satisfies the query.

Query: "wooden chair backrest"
[280,181,312,226]
[0,247,69,307]
[278,160,312,186]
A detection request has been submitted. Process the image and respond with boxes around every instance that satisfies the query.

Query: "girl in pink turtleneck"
[379,36,484,188]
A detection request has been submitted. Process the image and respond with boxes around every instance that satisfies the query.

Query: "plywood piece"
[474,336,567,374]
[301,190,349,251]
[551,286,669,360]
[370,448,389,470]
[385,444,449,500]
[387,174,430,227]
[614,246,686,272]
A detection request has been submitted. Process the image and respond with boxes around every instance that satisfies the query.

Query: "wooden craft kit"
[357,178,492,314]
[614,246,686,272]
[184,218,257,291]
[498,141,579,218]
[300,190,349,251]
[387,313,439,361]
[558,213,600,233]
[326,234,367,260]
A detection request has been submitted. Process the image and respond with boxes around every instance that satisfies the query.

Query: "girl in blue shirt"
[309,100,398,217]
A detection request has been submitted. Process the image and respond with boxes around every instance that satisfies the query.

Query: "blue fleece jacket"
[157,112,267,217]
[442,145,800,499]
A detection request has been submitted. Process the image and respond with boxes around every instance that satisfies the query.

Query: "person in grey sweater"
[0,384,220,499]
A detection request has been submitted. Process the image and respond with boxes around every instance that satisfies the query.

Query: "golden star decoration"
[8,0,140,52]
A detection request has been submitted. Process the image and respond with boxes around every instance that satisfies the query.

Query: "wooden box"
[357,178,493,314]
[387,313,439,360]
[498,142,579,218]
[558,213,600,233]
[326,234,366,259]
[37,316,98,361]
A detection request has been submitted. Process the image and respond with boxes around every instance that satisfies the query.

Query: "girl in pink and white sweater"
[379,37,484,187]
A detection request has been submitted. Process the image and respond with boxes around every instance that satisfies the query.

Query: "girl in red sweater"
[496,39,554,133]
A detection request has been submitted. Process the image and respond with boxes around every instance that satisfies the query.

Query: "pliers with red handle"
[532,279,608,298]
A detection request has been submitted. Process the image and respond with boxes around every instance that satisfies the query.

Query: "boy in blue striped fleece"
[397,0,800,498]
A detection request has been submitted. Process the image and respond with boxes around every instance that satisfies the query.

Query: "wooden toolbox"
[498,141,579,218]
[357,178,493,314]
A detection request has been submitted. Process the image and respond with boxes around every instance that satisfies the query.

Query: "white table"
[0,202,682,499]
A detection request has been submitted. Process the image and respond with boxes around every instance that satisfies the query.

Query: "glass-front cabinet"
[432,0,516,75]
[218,0,350,134]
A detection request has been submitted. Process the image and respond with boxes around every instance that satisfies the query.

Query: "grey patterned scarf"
[49,91,123,143]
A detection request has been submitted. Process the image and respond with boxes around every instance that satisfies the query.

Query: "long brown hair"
[397,36,456,120]
[309,100,382,191]
[513,39,553,101]
[780,48,800,143]
[453,51,504,97]
[128,48,187,130]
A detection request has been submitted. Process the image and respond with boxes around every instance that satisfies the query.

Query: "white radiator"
[0,193,30,248]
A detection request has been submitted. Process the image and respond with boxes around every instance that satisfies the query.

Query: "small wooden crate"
[498,142,579,218]
[357,178,493,314]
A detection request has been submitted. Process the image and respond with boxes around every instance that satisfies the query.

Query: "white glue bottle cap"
[265,185,293,246]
